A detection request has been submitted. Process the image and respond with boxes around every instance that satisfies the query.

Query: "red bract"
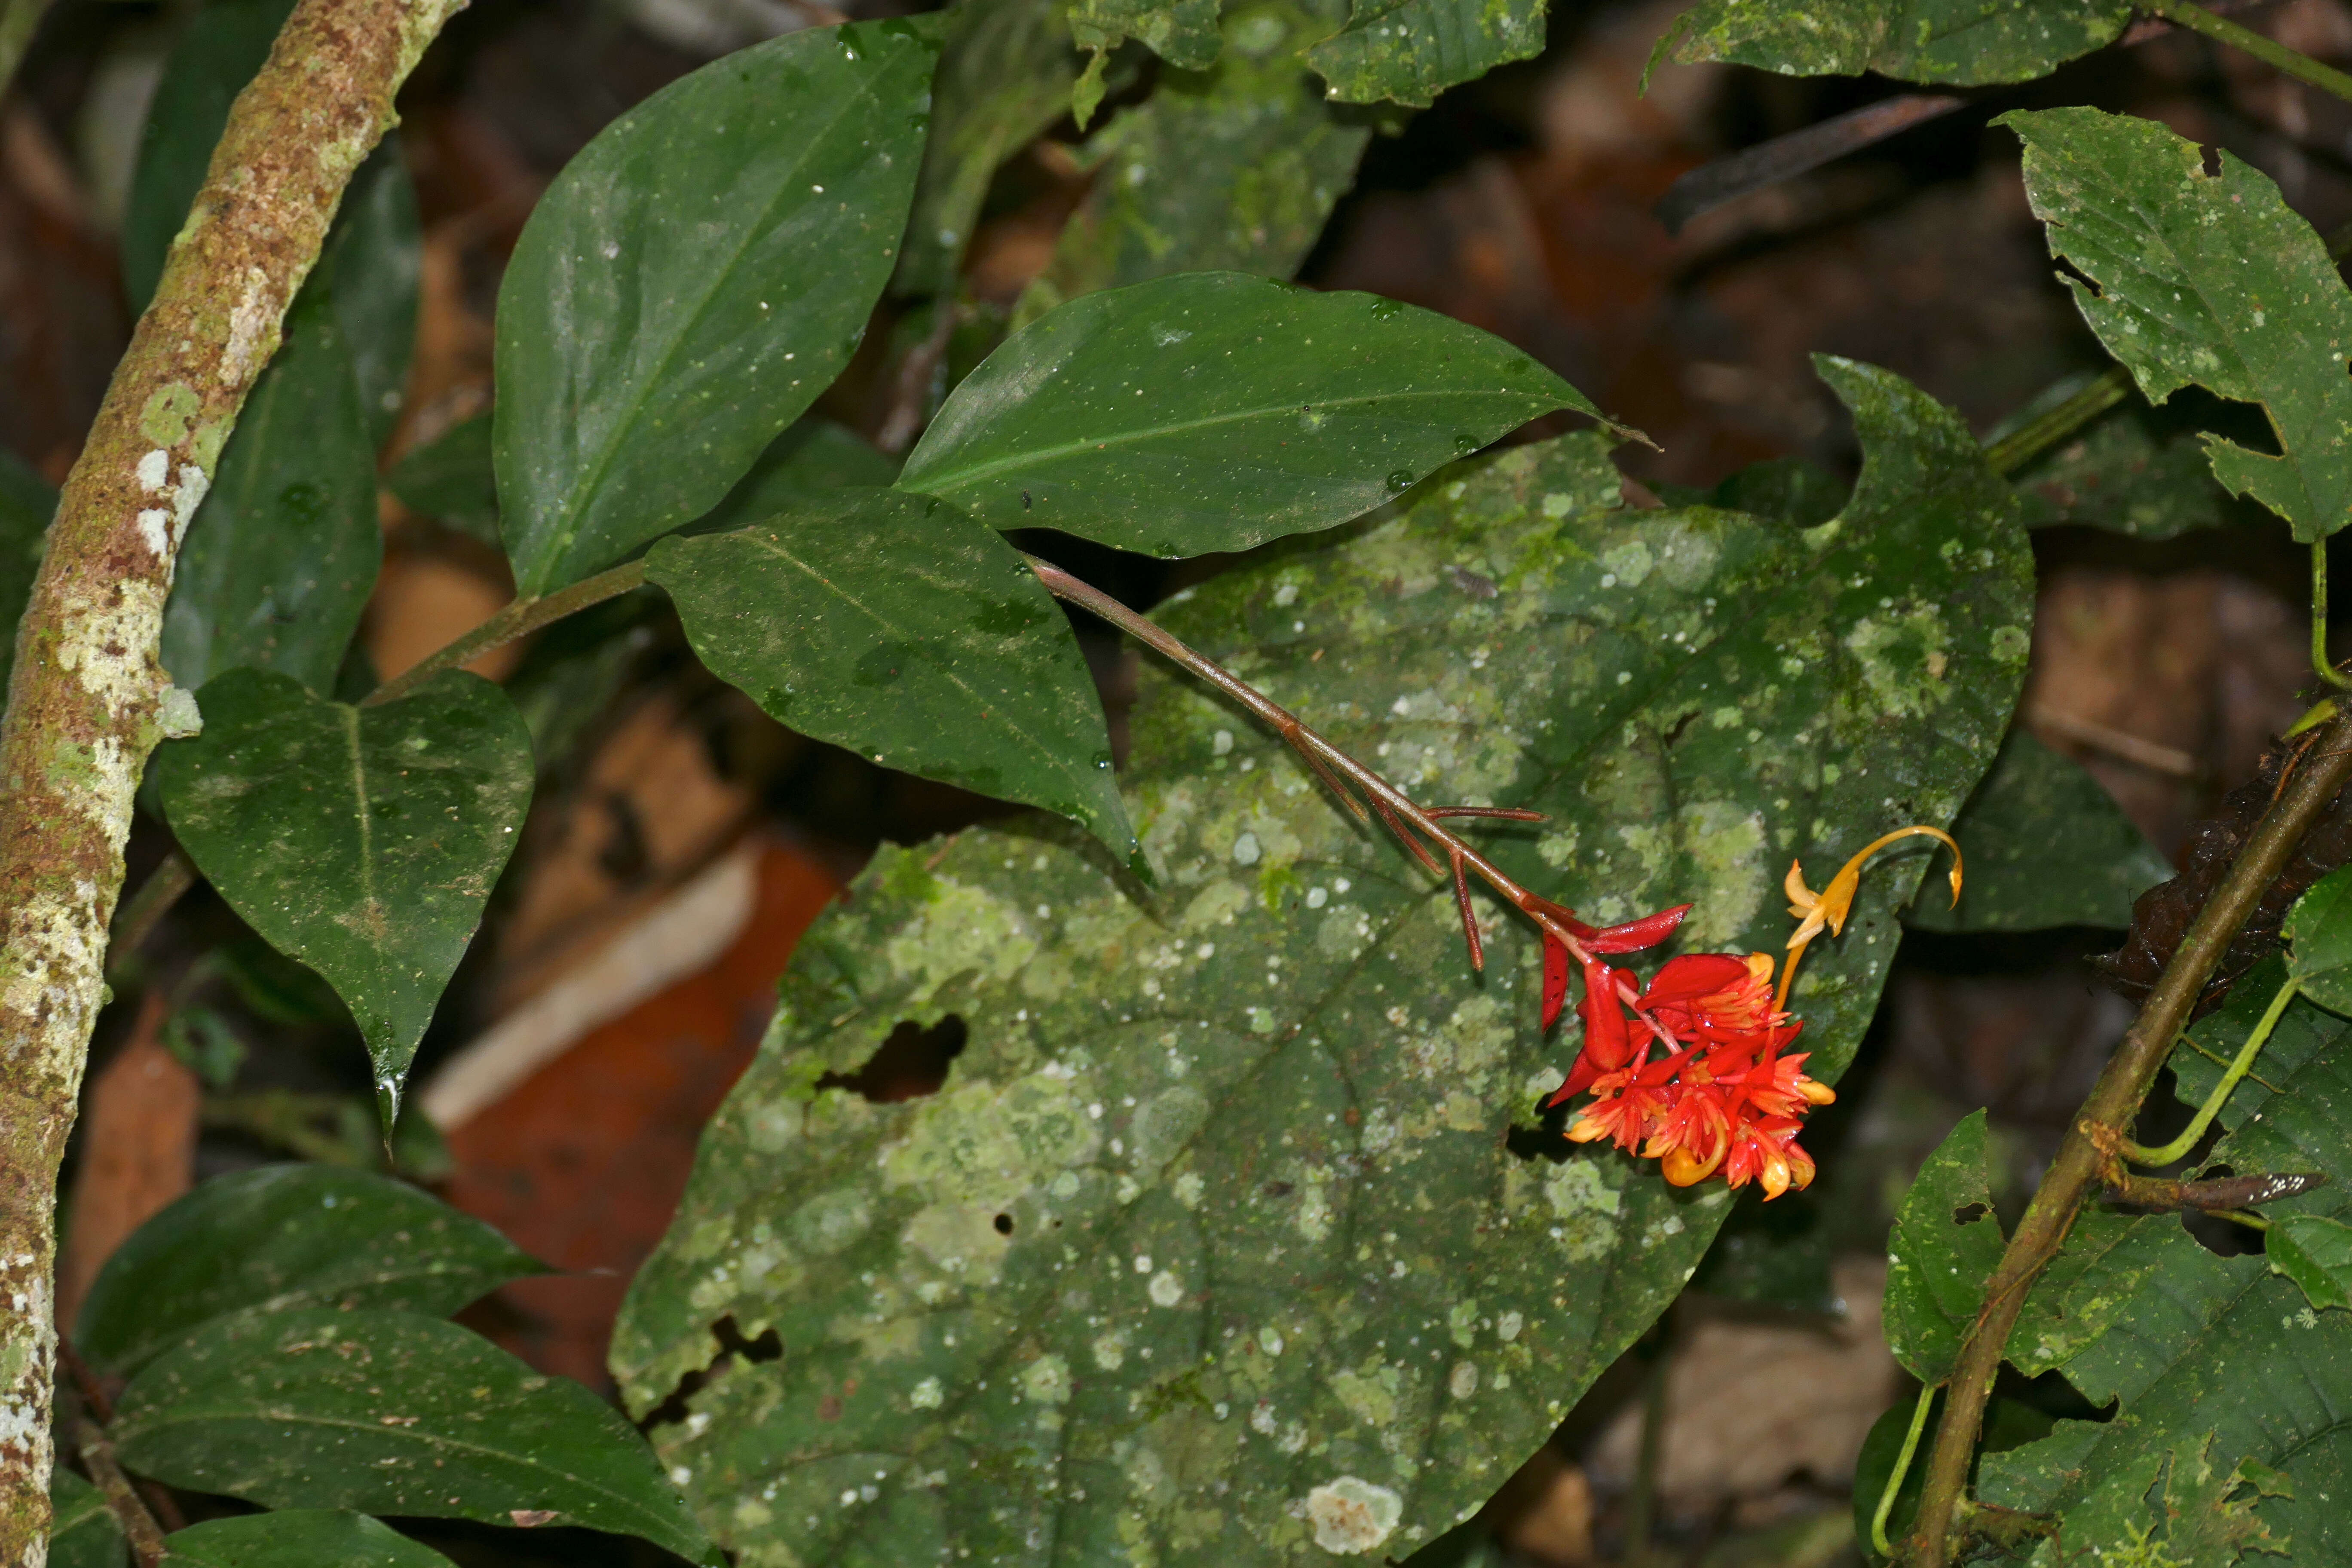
[1536,901,1691,1030]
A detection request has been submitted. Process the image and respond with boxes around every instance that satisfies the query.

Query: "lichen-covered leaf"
[162,286,379,695]
[897,270,1615,556]
[1069,0,1224,70]
[1655,0,2132,86]
[164,1511,458,1568]
[154,670,534,1122]
[2269,1215,2352,1314]
[1901,729,2170,933]
[1016,1,1371,327]
[0,447,52,696]
[494,18,937,595]
[75,1165,545,1378]
[1310,0,1546,107]
[1981,994,2352,1557]
[49,1469,125,1568]
[2006,107,2352,543]
[613,357,2030,1564]
[113,1309,718,1565]
[2286,866,2352,1016]
[646,490,1139,871]
[1883,1110,2006,1383]
[897,0,1081,295]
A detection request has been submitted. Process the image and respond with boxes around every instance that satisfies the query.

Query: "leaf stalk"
[2143,0,2352,106]
[1871,1381,1938,1559]
[361,559,648,709]
[2114,971,2295,1167]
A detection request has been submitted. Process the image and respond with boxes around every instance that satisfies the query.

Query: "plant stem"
[0,0,464,1547]
[1981,369,2131,478]
[2315,545,2352,690]
[2144,0,2352,105]
[105,850,196,979]
[1872,1382,1937,1559]
[360,559,648,709]
[1023,556,1597,964]
[1903,706,2352,1568]
[2117,973,2295,1166]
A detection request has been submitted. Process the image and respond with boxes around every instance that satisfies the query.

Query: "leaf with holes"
[162,286,379,695]
[1310,0,1547,107]
[2006,106,2352,543]
[113,1309,717,1565]
[164,1511,458,1568]
[897,270,1616,556]
[646,488,1139,873]
[1654,0,2133,86]
[1883,1110,2006,1383]
[613,357,2030,1564]
[49,1470,124,1568]
[153,670,533,1123]
[1016,1,1371,328]
[2269,1215,2352,1314]
[1901,730,2170,933]
[1981,990,2352,1556]
[76,1165,545,1377]
[494,18,937,595]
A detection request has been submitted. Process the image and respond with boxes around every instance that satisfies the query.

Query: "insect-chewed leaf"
[1883,1110,2005,1383]
[897,270,1615,557]
[154,670,534,1124]
[612,358,2029,1565]
[48,1469,124,1568]
[495,18,937,595]
[2006,106,2352,543]
[1983,988,2352,1551]
[1654,0,2132,86]
[113,1309,719,1565]
[164,1511,458,1568]
[1310,0,1547,108]
[75,1164,545,1377]
[646,489,1139,873]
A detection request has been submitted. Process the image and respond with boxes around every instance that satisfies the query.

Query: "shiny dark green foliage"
[163,1511,457,1568]
[686,420,900,536]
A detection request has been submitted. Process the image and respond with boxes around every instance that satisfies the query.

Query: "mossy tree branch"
[0,0,463,1550]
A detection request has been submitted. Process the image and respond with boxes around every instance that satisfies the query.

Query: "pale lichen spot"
[135,448,169,492]
[1304,1477,1403,1555]
[1447,1361,1478,1400]
[1148,1270,1183,1307]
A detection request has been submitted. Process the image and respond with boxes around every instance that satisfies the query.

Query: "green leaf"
[2164,954,2329,1135]
[648,489,1139,870]
[2004,106,2352,543]
[896,0,1081,297]
[897,270,1617,556]
[113,1309,718,1565]
[1901,729,2171,933]
[387,415,499,547]
[1068,0,1222,70]
[1016,2,1372,325]
[2006,1436,2290,1568]
[2269,1214,2352,1313]
[1981,995,2352,1556]
[162,286,380,695]
[1310,0,1546,107]
[154,670,534,1120]
[1654,0,2132,86]
[494,18,938,596]
[1883,1110,2006,1384]
[164,1511,456,1568]
[2010,398,2257,541]
[0,447,53,696]
[613,358,2031,1562]
[320,147,423,447]
[686,420,900,538]
[2287,865,2352,1015]
[49,1469,126,1568]
[75,1164,545,1377]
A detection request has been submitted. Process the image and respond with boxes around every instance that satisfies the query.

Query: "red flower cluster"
[1535,910,1832,1199]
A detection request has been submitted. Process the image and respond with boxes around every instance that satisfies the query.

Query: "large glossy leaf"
[613,358,2031,1563]
[1017,2,1371,326]
[153,670,534,1121]
[49,1469,125,1568]
[1654,0,2132,86]
[1901,729,2170,932]
[1984,995,2352,1559]
[319,149,423,447]
[895,0,1080,296]
[647,489,1139,871]
[1310,0,1546,108]
[2006,107,2352,544]
[494,19,937,596]
[897,270,1614,556]
[76,1164,545,1377]
[162,286,379,695]
[165,1512,456,1568]
[1883,1111,2004,1383]
[0,448,52,695]
[113,1309,717,1565]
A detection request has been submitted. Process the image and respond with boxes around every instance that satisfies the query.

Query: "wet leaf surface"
[1309,0,1546,108]
[1657,0,2132,86]
[1883,1110,2004,1383]
[164,1510,458,1568]
[615,358,2030,1565]
[76,1165,545,1378]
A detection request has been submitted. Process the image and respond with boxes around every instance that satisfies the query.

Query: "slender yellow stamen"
[1776,826,1963,1011]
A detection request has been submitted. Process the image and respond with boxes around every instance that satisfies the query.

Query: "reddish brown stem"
[1450,851,1485,972]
